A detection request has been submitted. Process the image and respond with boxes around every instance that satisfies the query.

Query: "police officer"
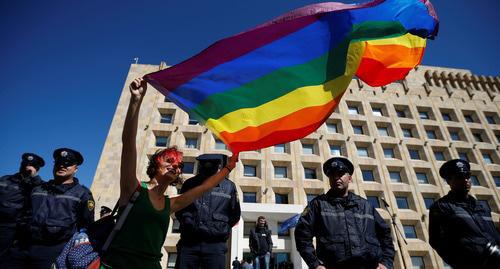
[295,157,395,269]
[0,153,44,257]
[429,159,500,269]
[175,154,241,269]
[99,206,112,219]
[1,148,95,269]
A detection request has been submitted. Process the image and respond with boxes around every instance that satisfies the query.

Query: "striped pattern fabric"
[145,0,439,153]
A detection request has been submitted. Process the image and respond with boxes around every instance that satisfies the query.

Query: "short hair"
[146,147,183,179]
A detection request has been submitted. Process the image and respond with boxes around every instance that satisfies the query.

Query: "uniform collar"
[326,190,355,205]
[446,190,476,208]
[46,177,79,193]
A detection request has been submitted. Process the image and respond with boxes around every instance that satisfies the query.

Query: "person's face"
[448,172,471,194]
[258,218,266,227]
[21,165,38,177]
[328,170,352,192]
[157,159,183,184]
[53,162,78,180]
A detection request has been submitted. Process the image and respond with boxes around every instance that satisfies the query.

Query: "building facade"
[90,63,500,269]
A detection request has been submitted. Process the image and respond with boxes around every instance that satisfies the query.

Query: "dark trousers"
[175,241,227,269]
[0,241,66,269]
[0,226,16,258]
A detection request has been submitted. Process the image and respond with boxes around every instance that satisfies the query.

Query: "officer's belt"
[32,192,81,202]
[320,211,374,220]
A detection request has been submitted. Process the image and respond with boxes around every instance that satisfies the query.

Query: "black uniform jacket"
[295,191,395,269]
[175,174,241,243]
[0,173,43,226]
[429,191,500,269]
[30,178,94,244]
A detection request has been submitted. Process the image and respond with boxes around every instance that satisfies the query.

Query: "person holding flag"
[100,78,238,269]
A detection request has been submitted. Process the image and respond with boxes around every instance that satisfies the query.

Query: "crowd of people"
[1,77,499,269]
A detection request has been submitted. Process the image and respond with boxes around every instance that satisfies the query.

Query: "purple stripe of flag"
[145,0,386,93]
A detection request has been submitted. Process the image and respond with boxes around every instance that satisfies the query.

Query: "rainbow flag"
[145,0,439,153]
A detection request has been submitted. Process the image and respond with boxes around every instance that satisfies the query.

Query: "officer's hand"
[129,77,147,101]
[226,153,239,171]
[377,263,388,269]
[315,266,326,269]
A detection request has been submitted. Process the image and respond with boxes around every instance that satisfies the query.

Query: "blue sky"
[0,0,498,189]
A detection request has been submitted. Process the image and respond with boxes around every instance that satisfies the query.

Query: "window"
[330,145,342,156]
[423,197,435,209]
[171,219,181,233]
[396,109,406,118]
[442,112,452,121]
[302,143,315,154]
[243,222,254,237]
[458,152,469,162]
[403,225,417,238]
[486,115,496,124]
[167,253,177,269]
[477,200,491,211]
[396,196,409,209]
[426,130,437,139]
[367,196,380,208]
[409,149,421,160]
[160,113,173,124]
[275,193,289,204]
[464,114,474,123]
[378,127,389,136]
[383,148,395,158]
[462,111,477,123]
[155,136,168,147]
[214,138,227,150]
[482,153,493,164]
[326,123,338,133]
[348,106,359,115]
[188,115,199,125]
[372,107,383,117]
[353,125,364,135]
[274,144,286,153]
[402,128,413,138]
[182,162,195,174]
[274,166,288,178]
[243,192,257,203]
[416,172,429,184]
[304,168,317,179]
[244,165,257,177]
[362,170,375,182]
[389,171,402,183]
[450,131,460,141]
[419,111,430,120]
[185,137,198,149]
[470,175,480,186]
[434,150,445,161]
[306,194,317,203]
[411,256,425,269]
[472,132,484,142]
[357,147,369,157]
[494,175,500,187]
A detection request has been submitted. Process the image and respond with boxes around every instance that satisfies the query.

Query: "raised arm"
[119,78,147,205]
[170,154,238,213]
